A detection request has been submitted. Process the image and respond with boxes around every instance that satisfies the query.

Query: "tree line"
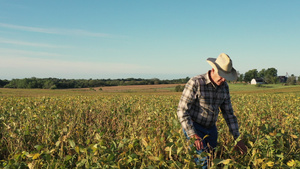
[0,67,298,89]
[0,77,190,89]
[237,67,299,85]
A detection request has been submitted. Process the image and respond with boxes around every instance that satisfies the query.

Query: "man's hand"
[191,134,204,150]
[234,140,247,155]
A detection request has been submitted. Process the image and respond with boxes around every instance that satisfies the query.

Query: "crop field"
[0,84,299,168]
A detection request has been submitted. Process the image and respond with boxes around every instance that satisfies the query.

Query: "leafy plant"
[0,91,299,168]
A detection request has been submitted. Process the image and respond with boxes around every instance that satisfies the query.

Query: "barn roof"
[252,78,264,82]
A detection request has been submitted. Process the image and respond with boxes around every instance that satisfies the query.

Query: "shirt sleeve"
[220,84,240,139]
[177,78,198,137]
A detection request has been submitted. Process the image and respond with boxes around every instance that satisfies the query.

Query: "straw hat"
[207,53,238,81]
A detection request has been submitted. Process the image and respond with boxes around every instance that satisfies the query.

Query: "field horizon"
[1,83,300,96]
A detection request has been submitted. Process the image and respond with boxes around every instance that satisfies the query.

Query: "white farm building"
[251,78,265,85]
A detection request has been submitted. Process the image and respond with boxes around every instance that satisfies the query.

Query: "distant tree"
[2,77,192,89]
[265,68,277,77]
[5,79,21,88]
[287,74,296,85]
[244,69,258,83]
[266,76,279,84]
[50,85,57,89]
[27,77,42,88]
[258,69,266,78]
[264,68,278,84]
[175,85,185,92]
[88,79,98,87]
[0,79,9,88]
[238,74,244,82]
[179,77,189,84]
[151,78,160,85]
[18,79,28,88]
[43,80,55,89]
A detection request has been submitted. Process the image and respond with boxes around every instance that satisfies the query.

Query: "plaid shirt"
[177,71,240,139]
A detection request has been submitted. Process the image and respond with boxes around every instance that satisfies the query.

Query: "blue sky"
[0,1,299,80]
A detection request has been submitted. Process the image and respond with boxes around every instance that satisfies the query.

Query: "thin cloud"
[0,22,58,34]
[0,48,68,58]
[0,38,70,48]
[0,22,114,38]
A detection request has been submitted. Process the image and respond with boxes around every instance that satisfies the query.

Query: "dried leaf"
[219,159,231,165]
[291,134,298,139]
[32,153,40,160]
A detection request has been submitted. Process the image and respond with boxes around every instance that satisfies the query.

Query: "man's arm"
[177,78,204,150]
[177,78,197,137]
[219,84,240,139]
[220,84,247,154]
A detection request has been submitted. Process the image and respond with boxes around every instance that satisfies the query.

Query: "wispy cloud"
[0,22,113,38]
[0,38,70,48]
[0,22,58,34]
[0,48,68,58]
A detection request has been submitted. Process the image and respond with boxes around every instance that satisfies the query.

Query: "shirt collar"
[205,70,218,88]
[205,71,211,84]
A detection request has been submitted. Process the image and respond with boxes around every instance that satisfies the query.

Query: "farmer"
[177,53,247,168]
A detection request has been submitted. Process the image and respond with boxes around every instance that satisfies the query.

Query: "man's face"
[211,69,226,86]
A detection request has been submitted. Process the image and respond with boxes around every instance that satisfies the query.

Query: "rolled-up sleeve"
[177,78,197,137]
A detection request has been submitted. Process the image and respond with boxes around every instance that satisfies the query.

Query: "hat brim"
[207,58,238,81]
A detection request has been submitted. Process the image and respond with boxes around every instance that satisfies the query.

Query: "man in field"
[177,53,247,168]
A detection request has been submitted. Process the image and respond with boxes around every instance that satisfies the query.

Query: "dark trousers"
[183,121,218,169]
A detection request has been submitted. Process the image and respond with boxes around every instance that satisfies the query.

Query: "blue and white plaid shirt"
[177,71,240,139]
